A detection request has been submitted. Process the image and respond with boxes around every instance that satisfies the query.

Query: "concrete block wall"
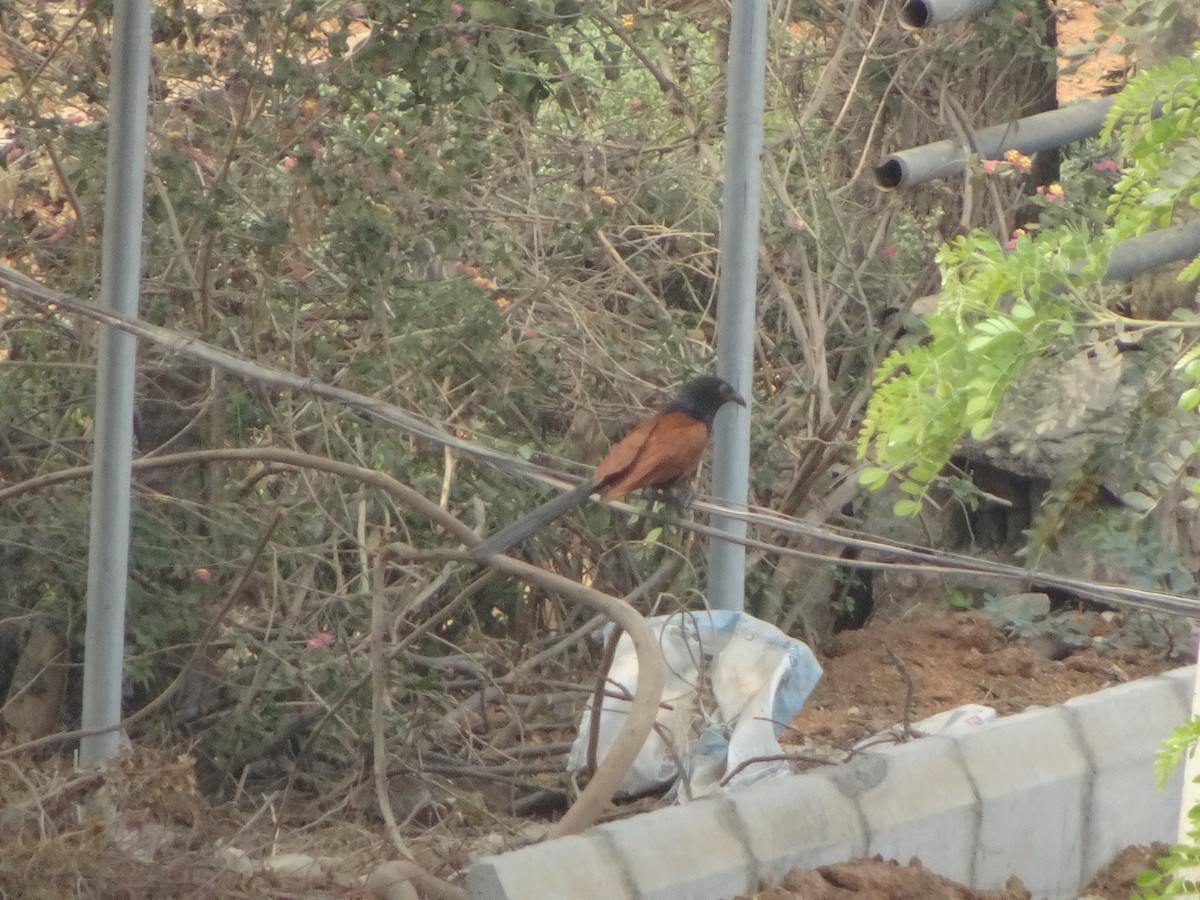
[468,666,1194,900]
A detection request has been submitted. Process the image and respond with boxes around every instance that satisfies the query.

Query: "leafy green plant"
[858,225,1101,514]
[945,590,977,611]
[1134,716,1200,898]
[859,50,1200,515]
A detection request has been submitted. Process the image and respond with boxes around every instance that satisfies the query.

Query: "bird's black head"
[667,375,746,429]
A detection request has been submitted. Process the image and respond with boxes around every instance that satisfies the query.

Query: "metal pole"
[876,99,1114,189]
[708,0,766,612]
[79,0,151,767]
[1104,219,1200,282]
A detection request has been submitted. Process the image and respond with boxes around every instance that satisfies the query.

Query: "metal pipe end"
[899,0,930,29]
[875,157,905,191]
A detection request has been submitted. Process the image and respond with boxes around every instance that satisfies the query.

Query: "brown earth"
[786,609,1181,756]
[1056,0,1125,103]
[738,856,1031,900]
[734,843,1170,900]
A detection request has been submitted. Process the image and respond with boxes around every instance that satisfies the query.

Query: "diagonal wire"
[5,261,1200,619]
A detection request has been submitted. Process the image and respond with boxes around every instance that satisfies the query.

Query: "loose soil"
[1056,0,1124,103]
[786,609,1181,756]
[734,843,1170,900]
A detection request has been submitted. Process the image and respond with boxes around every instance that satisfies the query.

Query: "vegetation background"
[0,0,1196,894]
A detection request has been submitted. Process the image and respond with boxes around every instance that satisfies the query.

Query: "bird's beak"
[728,387,746,408]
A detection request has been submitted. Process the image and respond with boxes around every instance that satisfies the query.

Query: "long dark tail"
[469,480,596,558]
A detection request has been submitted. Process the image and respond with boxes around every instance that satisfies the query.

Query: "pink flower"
[283,157,297,172]
[982,159,1001,175]
[788,216,806,232]
[450,2,465,19]
[1014,11,1028,21]
[307,631,334,650]
[193,567,212,583]
[1005,228,1027,252]
[881,245,897,259]
[1091,159,1119,174]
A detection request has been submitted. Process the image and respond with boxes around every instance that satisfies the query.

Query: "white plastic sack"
[568,610,822,800]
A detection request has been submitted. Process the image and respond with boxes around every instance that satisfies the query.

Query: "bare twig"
[585,625,624,778]
[884,643,921,740]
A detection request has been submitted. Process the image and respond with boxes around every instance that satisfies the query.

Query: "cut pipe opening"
[875,158,904,191]
[899,0,930,29]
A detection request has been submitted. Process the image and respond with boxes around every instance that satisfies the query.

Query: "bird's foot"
[649,486,693,514]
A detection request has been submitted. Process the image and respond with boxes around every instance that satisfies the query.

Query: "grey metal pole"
[876,99,1115,189]
[1104,219,1200,282]
[79,0,151,767]
[708,0,766,612]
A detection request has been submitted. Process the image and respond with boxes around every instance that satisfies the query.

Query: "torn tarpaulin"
[568,610,822,800]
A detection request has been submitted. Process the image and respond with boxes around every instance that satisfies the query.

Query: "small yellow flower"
[1004,149,1033,174]
[591,185,617,207]
[621,13,635,29]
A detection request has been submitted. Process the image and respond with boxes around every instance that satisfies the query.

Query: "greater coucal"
[470,375,746,557]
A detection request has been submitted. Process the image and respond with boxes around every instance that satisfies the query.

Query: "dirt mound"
[741,855,1030,899]
[787,610,1179,752]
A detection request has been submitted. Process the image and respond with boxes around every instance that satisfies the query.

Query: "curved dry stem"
[381,541,665,841]
[366,859,467,900]
[370,538,415,862]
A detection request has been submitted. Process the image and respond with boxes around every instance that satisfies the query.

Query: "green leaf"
[893,498,922,517]
[965,335,991,353]
[858,466,889,489]
[1180,387,1200,411]
[965,395,991,418]
[1149,461,1177,484]
[469,0,521,25]
[969,417,993,439]
[1121,491,1157,512]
